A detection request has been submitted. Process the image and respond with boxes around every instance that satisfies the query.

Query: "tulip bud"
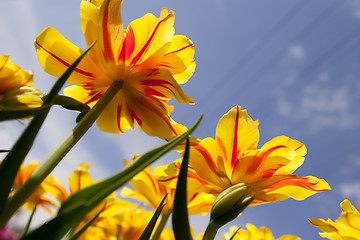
[0,86,43,110]
[210,183,254,228]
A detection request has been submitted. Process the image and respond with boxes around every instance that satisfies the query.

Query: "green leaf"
[0,41,96,227]
[172,138,193,240]
[229,226,242,240]
[66,203,106,240]
[3,79,123,228]
[42,95,90,113]
[139,194,167,240]
[20,197,40,239]
[0,105,51,121]
[23,115,202,240]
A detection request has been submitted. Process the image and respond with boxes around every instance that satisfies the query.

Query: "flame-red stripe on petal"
[130,12,173,66]
[35,41,94,78]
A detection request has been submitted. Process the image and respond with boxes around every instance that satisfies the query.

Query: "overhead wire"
[256,25,360,119]
[203,0,350,120]
[194,0,311,108]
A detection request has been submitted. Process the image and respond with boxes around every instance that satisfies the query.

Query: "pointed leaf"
[20,197,40,239]
[23,115,202,240]
[139,194,168,240]
[0,41,96,227]
[229,226,242,240]
[66,203,106,240]
[172,138,193,240]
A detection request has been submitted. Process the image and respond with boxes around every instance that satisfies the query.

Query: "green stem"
[203,220,220,240]
[20,197,40,239]
[0,80,124,226]
[151,211,171,240]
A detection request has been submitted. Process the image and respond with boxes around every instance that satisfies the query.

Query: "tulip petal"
[216,106,259,175]
[80,1,103,64]
[95,92,133,134]
[63,85,93,107]
[251,175,331,205]
[156,158,219,194]
[128,8,175,66]
[129,68,193,104]
[160,35,196,84]
[35,27,97,85]
[42,176,68,203]
[309,199,360,239]
[98,0,124,63]
[35,3,195,139]
[120,165,170,213]
[124,91,185,139]
[231,137,306,183]
[0,55,33,97]
[68,163,92,194]
[188,138,231,192]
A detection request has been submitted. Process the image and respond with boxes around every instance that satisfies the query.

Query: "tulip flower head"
[121,155,215,216]
[160,228,204,240]
[221,224,301,240]
[309,199,360,239]
[0,55,42,113]
[63,163,135,239]
[158,106,331,206]
[210,183,254,229]
[12,162,66,214]
[35,0,195,140]
[0,86,43,111]
[0,55,33,100]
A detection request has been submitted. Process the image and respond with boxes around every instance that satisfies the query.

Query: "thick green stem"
[203,220,220,240]
[0,80,123,226]
[151,211,171,240]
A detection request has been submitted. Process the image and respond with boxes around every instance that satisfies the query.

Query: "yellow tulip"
[0,55,43,114]
[35,0,194,139]
[309,199,360,239]
[157,106,331,206]
[12,162,66,214]
[221,224,301,240]
[0,55,33,100]
[121,155,215,216]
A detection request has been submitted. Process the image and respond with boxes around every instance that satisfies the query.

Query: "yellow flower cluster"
[0,55,43,112]
[4,0,353,239]
[309,199,360,240]
[222,224,301,240]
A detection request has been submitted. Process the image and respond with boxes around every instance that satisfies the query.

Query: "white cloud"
[318,72,330,82]
[276,95,292,117]
[349,154,360,167]
[340,182,360,206]
[300,84,360,132]
[288,44,305,61]
[0,122,23,151]
[275,77,360,133]
[348,0,360,19]
[300,85,349,117]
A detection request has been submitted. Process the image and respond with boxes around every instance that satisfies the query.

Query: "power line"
[203,0,349,120]
[255,26,360,120]
[195,0,311,107]
[241,0,341,91]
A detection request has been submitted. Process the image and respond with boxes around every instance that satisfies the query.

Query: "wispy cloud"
[340,181,360,206]
[348,0,360,19]
[288,44,305,61]
[275,75,360,133]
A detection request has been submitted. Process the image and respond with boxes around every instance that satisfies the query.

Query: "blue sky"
[1,0,360,239]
